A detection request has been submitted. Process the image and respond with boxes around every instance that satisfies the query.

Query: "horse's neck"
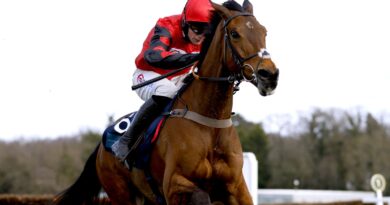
[180,41,234,120]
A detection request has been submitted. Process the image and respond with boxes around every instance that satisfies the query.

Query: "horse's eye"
[230,31,240,39]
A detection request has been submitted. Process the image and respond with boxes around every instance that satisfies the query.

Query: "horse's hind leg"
[104,185,137,205]
[96,145,137,205]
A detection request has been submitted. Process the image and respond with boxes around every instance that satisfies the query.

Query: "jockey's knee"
[155,84,179,99]
[152,95,172,105]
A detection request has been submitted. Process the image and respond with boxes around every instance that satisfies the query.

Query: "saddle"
[102,76,194,168]
[102,111,168,169]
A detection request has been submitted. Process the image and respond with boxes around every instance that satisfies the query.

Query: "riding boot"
[111,95,171,163]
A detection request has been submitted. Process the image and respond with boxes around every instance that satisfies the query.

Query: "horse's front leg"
[212,153,254,205]
[163,171,211,205]
[226,174,253,205]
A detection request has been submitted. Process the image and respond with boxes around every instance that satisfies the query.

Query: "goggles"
[188,23,209,35]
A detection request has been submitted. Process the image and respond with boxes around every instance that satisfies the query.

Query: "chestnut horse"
[52,1,279,205]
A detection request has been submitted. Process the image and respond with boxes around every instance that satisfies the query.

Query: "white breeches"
[132,69,188,101]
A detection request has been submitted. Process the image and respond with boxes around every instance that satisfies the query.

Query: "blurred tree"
[79,130,101,161]
[0,109,389,194]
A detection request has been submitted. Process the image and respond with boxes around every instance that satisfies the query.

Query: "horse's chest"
[208,151,242,181]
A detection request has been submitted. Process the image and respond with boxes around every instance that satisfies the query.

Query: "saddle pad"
[102,112,166,169]
[102,112,136,152]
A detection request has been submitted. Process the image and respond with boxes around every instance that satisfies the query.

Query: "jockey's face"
[187,23,207,45]
[188,29,205,45]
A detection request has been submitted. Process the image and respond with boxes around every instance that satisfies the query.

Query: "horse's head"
[212,0,279,96]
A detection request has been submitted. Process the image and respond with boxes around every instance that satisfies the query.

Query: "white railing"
[256,189,390,205]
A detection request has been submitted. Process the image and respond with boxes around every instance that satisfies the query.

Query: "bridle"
[170,13,266,127]
[224,13,258,82]
[193,12,260,86]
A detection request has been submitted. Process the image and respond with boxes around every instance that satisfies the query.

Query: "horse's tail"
[52,143,102,205]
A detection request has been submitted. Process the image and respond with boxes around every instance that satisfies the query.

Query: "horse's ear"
[243,0,253,14]
[212,2,231,20]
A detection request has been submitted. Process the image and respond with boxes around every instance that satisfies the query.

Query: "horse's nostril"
[258,69,271,78]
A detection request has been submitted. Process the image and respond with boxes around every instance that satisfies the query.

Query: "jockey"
[112,0,214,162]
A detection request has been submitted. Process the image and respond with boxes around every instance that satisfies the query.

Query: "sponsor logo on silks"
[137,74,145,84]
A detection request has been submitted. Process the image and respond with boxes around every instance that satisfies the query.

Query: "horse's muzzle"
[254,68,279,96]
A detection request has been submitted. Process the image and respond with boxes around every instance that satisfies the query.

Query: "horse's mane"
[222,0,245,12]
[197,0,244,68]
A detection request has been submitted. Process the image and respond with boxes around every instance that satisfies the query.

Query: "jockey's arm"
[144,25,199,69]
